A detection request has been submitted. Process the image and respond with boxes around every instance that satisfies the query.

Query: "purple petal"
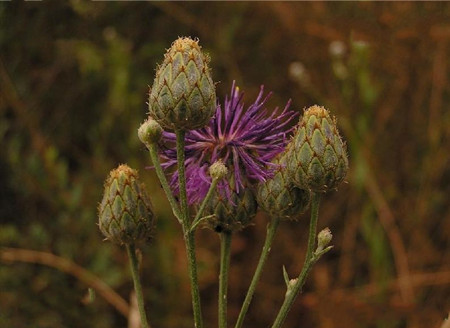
[158,80,298,205]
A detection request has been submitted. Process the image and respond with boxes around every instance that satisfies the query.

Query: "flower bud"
[209,160,228,180]
[257,155,310,220]
[205,176,257,233]
[286,105,348,192]
[317,227,333,252]
[138,118,163,146]
[98,165,154,245]
[148,37,216,131]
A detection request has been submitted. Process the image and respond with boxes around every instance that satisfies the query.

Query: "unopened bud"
[286,105,348,192]
[98,164,154,245]
[138,118,163,146]
[317,227,332,252]
[205,176,257,233]
[148,37,216,130]
[209,160,228,180]
[256,154,310,220]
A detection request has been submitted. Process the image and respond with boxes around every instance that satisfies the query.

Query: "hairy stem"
[185,231,203,328]
[234,217,280,328]
[148,143,181,221]
[126,244,150,328]
[190,178,219,230]
[271,193,321,328]
[176,129,203,328]
[176,129,190,225]
[219,232,232,328]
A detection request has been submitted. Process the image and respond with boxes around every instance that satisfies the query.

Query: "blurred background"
[1,2,449,328]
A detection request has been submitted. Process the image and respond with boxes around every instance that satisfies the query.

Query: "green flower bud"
[148,37,216,131]
[286,105,348,192]
[138,117,163,146]
[257,155,310,220]
[98,165,154,245]
[317,227,332,253]
[205,176,257,233]
[209,160,228,180]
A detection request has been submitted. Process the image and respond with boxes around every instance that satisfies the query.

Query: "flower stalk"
[176,129,203,328]
[148,143,181,222]
[271,193,322,328]
[234,217,280,328]
[190,178,219,232]
[219,232,232,328]
[126,244,150,328]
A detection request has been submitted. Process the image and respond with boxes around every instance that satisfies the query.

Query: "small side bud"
[285,278,298,297]
[316,227,333,253]
[209,160,228,180]
[138,118,163,146]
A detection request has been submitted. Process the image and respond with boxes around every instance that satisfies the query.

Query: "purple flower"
[160,81,298,204]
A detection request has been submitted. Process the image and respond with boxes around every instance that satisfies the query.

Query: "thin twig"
[341,119,415,303]
[0,57,48,155]
[0,247,130,317]
[428,40,447,147]
[150,2,209,37]
[362,162,415,302]
[128,291,141,328]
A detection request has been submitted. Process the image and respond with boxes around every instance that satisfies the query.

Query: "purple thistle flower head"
[161,81,298,204]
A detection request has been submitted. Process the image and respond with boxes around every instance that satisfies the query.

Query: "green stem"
[126,244,150,328]
[148,143,181,221]
[185,231,202,328]
[176,129,203,328]
[271,193,321,328]
[190,178,219,231]
[235,218,280,328]
[219,232,232,328]
[176,129,190,226]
